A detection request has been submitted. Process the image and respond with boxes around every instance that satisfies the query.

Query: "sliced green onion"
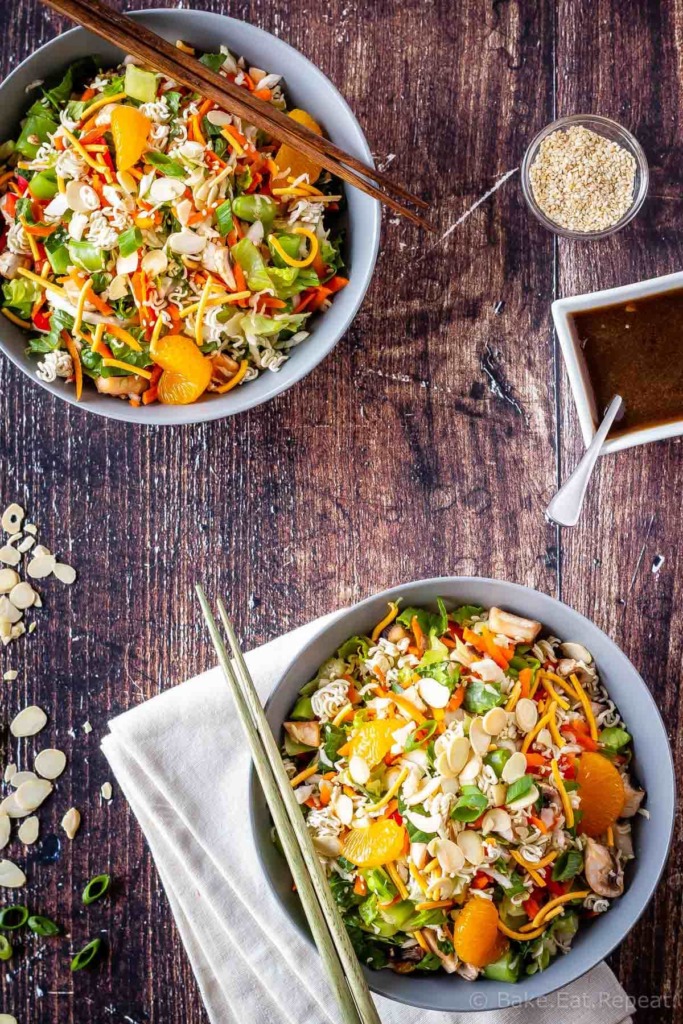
[0,936,12,961]
[118,226,143,258]
[0,905,29,930]
[82,874,111,905]
[28,915,60,936]
[70,937,103,972]
[215,199,233,237]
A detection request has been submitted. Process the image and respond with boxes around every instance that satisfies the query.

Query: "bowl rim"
[0,8,381,425]
[552,269,683,454]
[248,575,676,1011]
[521,113,649,240]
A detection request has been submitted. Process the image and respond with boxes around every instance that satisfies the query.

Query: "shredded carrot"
[253,87,272,101]
[529,814,549,834]
[353,875,367,896]
[85,287,113,316]
[411,615,427,654]
[519,667,532,699]
[447,687,465,712]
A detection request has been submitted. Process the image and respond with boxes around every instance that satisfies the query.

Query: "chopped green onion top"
[82,874,111,905]
[70,936,103,972]
[0,905,29,930]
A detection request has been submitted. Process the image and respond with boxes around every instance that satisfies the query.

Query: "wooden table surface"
[1,0,681,1021]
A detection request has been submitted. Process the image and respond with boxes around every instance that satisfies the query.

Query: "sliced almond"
[428,837,465,875]
[27,553,56,579]
[61,806,81,840]
[0,859,26,888]
[0,813,10,850]
[66,179,100,213]
[10,705,47,738]
[18,815,39,845]
[116,169,137,194]
[515,698,539,734]
[492,782,507,806]
[312,834,341,858]
[560,641,592,664]
[348,755,370,785]
[149,177,186,204]
[0,546,20,567]
[468,717,490,756]
[9,581,36,610]
[0,794,31,819]
[17,536,35,554]
[0,1014,18,1024]
[141,249,168,277]
[507,784,540,812]
[3,669,18,681]
[15,778,53,812]
[457,830,484,865]
[35,748,67,780]
[32,545,51,558]
[481,807,512,835]
[9,771,37,789]
[0,568,19,593]
[0,597,22,624]
[458,755,482,785]
[3,764,16,783]
[482,707,507,736]
[168,230,207,255]
[116,252,138,276]
[1,504,24,535]
[333,792,353,825]
[501,750,527,784]
[206,108,232,127]
[417,676,450,709]
[100,782,113,801]
[53,562,76,585]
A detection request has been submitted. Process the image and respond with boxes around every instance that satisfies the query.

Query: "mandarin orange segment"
[342,819,406,868]
[453,897,507,968]
[274,109,323,183]
[576,751,625,837]
[158,369,210,405]
[150,333,208,375]
[347,719,405,767]
[111,105,152,171]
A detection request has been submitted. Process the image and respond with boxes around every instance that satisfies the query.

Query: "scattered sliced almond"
[501,750,527,784]
[16,535,35,554]
[141,249,169,277]
[468,717,491,756]
[10,705,47,738]
[15,778,53,812]
[515,698,539,734]
[83,721,92,734]
[9,581,36,610]
[24,523,37,536]
[1,503,24,534]
[0,1014,18,1024]
[206,108,232,127]
[0,597,22,624]
[27,553,56,579]
[101,781,113,801]
[18,815,39,845]
[0,813,10,850]
[35,748,67,780]
[3,669,18,681]
[149,177,186,203]
[61,807,81,840]
[417,676,450,709]
[0,546,20,567]
[9,771,37,789]
[348,755,370,785]
[53,562,76,585]
[0,859,26,888]
[0,568,19,593]
[3,764,16,783]
[457,830,484,865]
[482,707,507,736]
[0,794,31,819]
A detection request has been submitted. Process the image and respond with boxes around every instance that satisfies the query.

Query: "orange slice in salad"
[576,751,625,837]
[274,109,323,183]
[345,719,405,768]
[111,105,152,171]
[453,898,507,968]
[342,820,406,868]
[158,368,211,405]
[151,334,212,405]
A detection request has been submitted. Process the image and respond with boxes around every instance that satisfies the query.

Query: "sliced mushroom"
[584,836,624,898]
[95,375,148,397]
[620,775,645,817]
[283,721,320,747]
[613,824,634,861]
[488,607,542,644]
[423,927,458,973]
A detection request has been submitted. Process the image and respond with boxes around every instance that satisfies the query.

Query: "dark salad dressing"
[571,287,683,436]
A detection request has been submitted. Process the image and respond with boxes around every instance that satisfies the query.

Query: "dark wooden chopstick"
[195,588,382,1024]
[41,0,434,231]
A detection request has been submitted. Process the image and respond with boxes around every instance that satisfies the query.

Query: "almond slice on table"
[34,748,67,780]
[0,568,19,593]
[10,705,47,738]
[0,794,31,819]
[0,546,20,567]
[27,554,56,580]
[9,581,37,609]
[1,503,24,535]
[0,597,22,624]
[9,771,37,789]
[0,813,10,850]
[61,807,81,840]
[0,859,26,888]
[53,563,76,585]
[0,1015,18,1024]
[18,816,39,846]
[15,778,53,812]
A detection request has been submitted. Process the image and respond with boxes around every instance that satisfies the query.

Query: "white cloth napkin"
[101,614,633,1024]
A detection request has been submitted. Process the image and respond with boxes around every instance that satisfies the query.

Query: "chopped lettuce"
[2,277,42,319]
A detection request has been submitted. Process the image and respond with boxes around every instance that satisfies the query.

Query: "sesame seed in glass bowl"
[521,114,649,240]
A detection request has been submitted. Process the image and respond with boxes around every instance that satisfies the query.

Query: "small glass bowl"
[521,114,649,240]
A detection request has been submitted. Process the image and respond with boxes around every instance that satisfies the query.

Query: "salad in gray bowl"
[0,9,380,424]
[248,578,675,1012]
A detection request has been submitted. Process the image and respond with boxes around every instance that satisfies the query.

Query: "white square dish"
[552,270,683,454]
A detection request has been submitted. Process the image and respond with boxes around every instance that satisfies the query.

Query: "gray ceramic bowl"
[248,577,675,1012]
[0,9,380,424]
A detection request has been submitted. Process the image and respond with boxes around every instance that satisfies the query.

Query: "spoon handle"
[546,395,623,528]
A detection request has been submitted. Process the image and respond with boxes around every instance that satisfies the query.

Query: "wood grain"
[0,1,680,1022]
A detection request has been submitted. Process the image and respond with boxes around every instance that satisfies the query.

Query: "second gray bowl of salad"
[0,9,380,424]
[248,577,674,1011]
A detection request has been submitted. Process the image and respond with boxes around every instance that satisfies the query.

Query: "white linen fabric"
[102,613,633,1024]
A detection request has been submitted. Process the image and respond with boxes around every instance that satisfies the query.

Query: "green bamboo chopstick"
[196,587,380,1024]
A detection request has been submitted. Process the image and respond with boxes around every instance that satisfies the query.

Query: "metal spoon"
[546,395,623,527]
